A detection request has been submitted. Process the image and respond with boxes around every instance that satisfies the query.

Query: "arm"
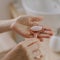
[0,16,21,33]
[0,19,15,33]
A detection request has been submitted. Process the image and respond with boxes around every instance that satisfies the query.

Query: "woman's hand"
[37,26,53,41]
[2,38,41,60]
[14,15,43,26]
[11,16,53,41]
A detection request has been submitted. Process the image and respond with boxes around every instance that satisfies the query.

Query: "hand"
[37,26,53,41]
[2,38,42,60]
[11,16,53,40]
[15,15,43,26]
[30,26,53,41]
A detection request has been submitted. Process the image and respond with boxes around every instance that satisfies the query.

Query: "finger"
[28,16,43,26]
[29,30,34,35]
[43,28,52,31]
[30,22,40,26]
[43,26,52,31]
[40,26,53,35]
[38,35,50,38]
[31,16,43,22]
[38,37,43,42]
[38,34,51,38]
[40,30,53,36]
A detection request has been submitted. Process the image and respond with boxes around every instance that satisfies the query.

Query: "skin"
[2,38,41,60]
[1,16,53,60]
[11,16,53,41]
[0,19,15,33]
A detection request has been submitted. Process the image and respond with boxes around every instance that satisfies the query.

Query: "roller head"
[30,26,42,31]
